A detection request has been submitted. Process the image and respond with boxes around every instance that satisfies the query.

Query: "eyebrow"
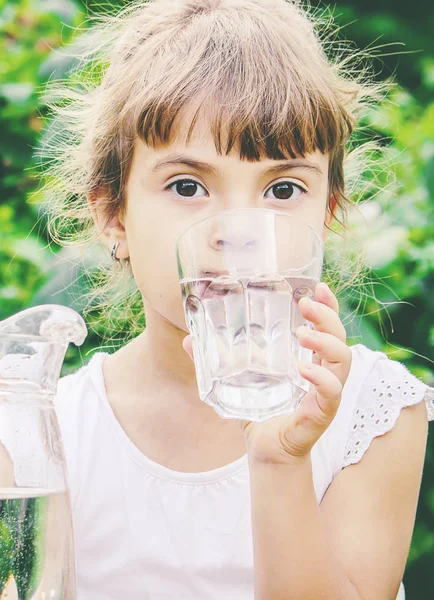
[152,154,217,175]
[152,154,323,177]
[264,159,323,177]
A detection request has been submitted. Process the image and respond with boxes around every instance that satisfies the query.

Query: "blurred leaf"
[426,154,434,199]
[0,83,34,105]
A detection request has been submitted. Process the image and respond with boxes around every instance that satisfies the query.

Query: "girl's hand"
[182,282,352,466]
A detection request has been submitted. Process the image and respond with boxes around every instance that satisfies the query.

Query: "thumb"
[182,334,194,362]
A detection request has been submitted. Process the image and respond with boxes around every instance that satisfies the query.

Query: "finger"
[182,335,194,362]
[281,361,343,456]
[296,326,352,384]
[298,282,339,319]
[315,282,339,314]
[298,294,346,343]
[297,360,343,423]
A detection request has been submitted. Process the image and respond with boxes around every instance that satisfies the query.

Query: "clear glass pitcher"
[0,304,87,600]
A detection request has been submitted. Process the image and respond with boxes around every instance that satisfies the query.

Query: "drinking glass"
[176,208,324,422]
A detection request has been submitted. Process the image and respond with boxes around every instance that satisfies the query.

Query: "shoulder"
[54,352,108,458]
[320,343,433,478]
[55,352,109,407]
[55,351,111,439]
[340,343,433,469]
[55,351,110,507]
[347,342,433,421]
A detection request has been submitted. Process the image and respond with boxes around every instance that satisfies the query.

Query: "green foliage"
[0,0,80,320]
[0,0,433,597]
[0,520,14,591]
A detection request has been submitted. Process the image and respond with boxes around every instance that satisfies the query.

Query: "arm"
[249,401,428,600]
[249,455,361,600]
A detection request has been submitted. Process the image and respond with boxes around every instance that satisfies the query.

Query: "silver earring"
[111,241,120,262]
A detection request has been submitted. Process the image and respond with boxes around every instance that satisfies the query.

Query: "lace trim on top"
[343,363,434,468]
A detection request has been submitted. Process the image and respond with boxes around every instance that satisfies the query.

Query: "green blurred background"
[0,0,433,596]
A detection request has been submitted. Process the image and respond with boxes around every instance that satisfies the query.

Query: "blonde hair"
[36,0,395,348]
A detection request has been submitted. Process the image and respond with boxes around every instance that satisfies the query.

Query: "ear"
[87,190,130,260]
[322,195,337,242]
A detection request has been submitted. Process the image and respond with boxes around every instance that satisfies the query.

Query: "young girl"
[38,0,434,598]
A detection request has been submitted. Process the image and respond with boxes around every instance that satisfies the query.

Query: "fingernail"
[296,325,309,338]
[301,296,314,313]
[319,282,330,293]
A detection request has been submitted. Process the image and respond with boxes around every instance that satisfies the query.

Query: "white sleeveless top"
[13,344,434,599]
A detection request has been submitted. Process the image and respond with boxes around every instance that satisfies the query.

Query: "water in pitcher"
[0,488,75,600]
[181,274,318,421]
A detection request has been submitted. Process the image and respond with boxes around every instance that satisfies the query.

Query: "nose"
[209,234,259,251]
[209,228,259,252]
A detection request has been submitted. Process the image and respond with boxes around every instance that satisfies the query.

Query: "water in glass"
[181,273,317,421]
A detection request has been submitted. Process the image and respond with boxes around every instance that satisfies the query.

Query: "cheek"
[301,194,329,237]
[125,211,189,331]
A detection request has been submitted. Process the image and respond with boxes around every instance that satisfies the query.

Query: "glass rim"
[175,207,324,252]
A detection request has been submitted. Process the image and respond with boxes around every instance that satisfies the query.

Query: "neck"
[116,300,219,419]
[137,303,197,388]
[103,299,245,445]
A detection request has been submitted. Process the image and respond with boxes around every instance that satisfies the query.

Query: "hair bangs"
[126,5,356,161]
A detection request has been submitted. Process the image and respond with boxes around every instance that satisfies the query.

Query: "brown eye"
[265,181,305,201]
[168,179,208,198]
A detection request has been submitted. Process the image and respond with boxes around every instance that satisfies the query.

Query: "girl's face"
[118,120,332,333]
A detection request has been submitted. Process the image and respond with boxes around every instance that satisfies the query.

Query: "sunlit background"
[0,0,433,596]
